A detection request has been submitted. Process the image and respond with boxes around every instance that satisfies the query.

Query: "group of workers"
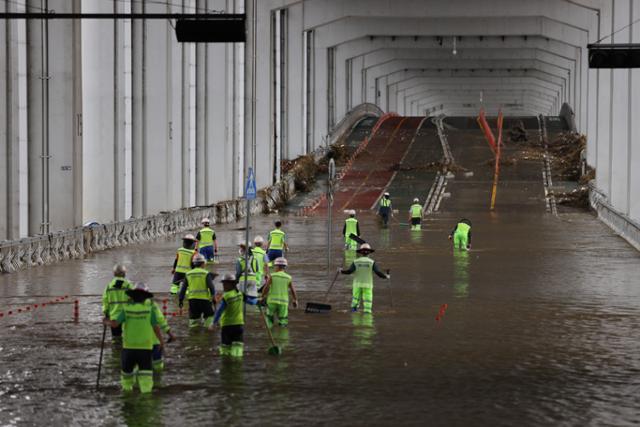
[102,194,473,394]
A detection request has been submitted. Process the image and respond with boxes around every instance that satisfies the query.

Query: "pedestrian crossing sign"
[245,167,257,200]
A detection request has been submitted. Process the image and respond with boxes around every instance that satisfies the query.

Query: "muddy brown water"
[1,124,640,426]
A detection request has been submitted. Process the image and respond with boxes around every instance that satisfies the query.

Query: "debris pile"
[281,154,319,192]
[547,132,587,180]
[508,121,528,143]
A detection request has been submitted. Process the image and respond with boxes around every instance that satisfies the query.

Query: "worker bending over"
[178,254,217,328]
[212,274,257,357]
[449,219,472,250]
[340,244,389,314]
[261,257,298,328]
[104,283,164,393]
[409,198,423,231]
[102,264,133,338]
[267,220,288,261]
[378,192,392,227]
[196,218,218,263]
[343,210,360,250]
[170,234,197,295]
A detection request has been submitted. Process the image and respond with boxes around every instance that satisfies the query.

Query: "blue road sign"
[245,167,257,200]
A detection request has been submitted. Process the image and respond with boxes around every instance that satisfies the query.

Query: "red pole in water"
[73,300,79,321]
[162,298,168,316]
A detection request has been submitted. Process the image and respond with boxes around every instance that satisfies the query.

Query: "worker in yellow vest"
[196,218,218,263]
[178,254,218,328]
[101,264,133,338]
[449,219,472,250]
[339,243,389,314]
[170,234,197,294]
[343,210,360,250]
[267,220,288,261]
[408,198,423,231]
[104,282,164,393]
[252,236,270,289]
[261,257,298,327]
[211,274,258,357]
[378,192,392,227]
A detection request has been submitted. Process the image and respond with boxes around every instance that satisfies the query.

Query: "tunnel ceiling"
[286,0,599,116]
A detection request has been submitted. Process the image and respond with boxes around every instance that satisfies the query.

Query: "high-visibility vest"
[121,302,156,350]
[220,290,244,327]
[198,227,215,248]
[456,222,471,236]
[175,247,195,273]
[380,198,391,208]
[252,246,267,281]
[269,229,286,250]
[102,277,133,319]
[353,256,375,289]
[345,218,359,240]
[410,203,423,218]
[267,271,292,306]
[238,256,258,282]
[185,268,211,300]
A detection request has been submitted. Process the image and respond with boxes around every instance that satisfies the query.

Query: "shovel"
[258,304,282,355]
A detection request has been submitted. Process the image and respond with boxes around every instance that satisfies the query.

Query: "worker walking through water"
[196,218,218,263]
[267,220,288,261]
[340,243,389,314]
[343,210,360,250]
[449,219,472,250]
[212,274,257,357]
[236,243,259,304]
[104,282,164,393]
[170,234,197,295]
[178,254,218,328]
[251,236,270,290]
[378,192,392,227]
[102,264,133,338]
[261,257,298,328]
[409,198,423,231]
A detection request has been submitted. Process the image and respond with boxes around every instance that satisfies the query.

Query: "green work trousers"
[352,287,373,313]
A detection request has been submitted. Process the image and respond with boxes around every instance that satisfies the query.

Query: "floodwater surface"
[1,123,640,426]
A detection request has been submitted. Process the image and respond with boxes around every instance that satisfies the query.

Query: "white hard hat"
[413,198,419,203]
[349,210,356,216]
[357,243,375,253]
[192,254,206,265]
[384,192,390,196]
[201,217,210,224]
[274,257,288,267]
[184,234,196,241]
[126,282,153,297]
[220,274,238,283]
[253,236,264,244]
[113,264,127,275]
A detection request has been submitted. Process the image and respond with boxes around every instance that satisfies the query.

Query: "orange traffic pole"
[490,111,504,210]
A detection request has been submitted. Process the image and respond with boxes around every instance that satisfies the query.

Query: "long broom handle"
[96,323,107,391]
[387,269,393,307]
[323,270,341,302]
[258,305,279,348]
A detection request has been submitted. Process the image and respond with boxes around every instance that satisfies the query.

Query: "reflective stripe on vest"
[252,247,267,278]
[176,248,195,273]
[269,229,286,250]
[220,290,244,327]
[380,198,391,207]
[267,271,292,305]
[345,218,358,240]
[186,268,211,300]
[198,227,215,248]
[122,303,155,350]
[146,300,169,345]
[353,256,375,289]
[410,204,423,218]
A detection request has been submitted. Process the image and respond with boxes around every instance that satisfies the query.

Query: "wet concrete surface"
[1,118,640,426]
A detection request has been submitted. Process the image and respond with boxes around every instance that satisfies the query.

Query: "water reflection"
[352,313,376,348]
[121,393,163,427]
[219,360,246,424]
[344,249,356,268]
[453,249,469,298]
[378,228,391,249]
[410,227,422,244]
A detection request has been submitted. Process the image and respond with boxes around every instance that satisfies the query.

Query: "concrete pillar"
[630,0,640,222]
[195,0,207,205]
[27,0,82,235]
[286,3,304,158]
[131,0,144,216]
[595,4,613,199]
[81,0,117,224]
